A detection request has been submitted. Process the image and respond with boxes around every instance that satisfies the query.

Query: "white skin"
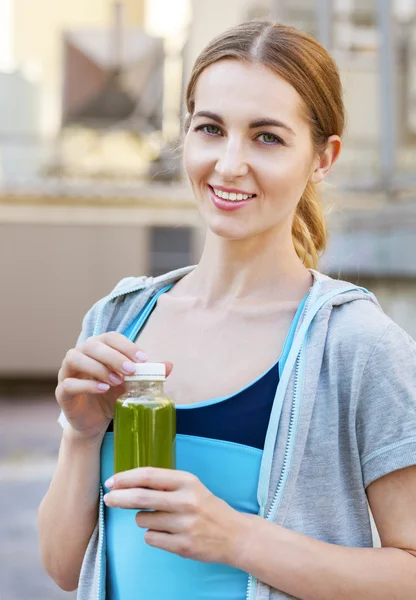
[57,60,416,598]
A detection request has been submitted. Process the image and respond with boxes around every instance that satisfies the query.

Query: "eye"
[194,124,222,136]
[257,133,284,146]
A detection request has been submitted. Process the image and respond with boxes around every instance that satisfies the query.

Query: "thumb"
[163,361,174,378]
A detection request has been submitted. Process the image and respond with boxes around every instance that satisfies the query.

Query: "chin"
[197,202,264,241]
[206,218,257,241]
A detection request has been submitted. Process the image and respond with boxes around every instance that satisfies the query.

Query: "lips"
[207,185,255,212]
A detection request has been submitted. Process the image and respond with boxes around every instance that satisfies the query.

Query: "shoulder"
[111,265,197,297]
[76,275,149,343]
[330,295,391,342]
[325,292,416,382]
[77,266,197,341]
[321,279,415,365]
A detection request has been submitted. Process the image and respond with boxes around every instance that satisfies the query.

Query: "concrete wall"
[1,222,149,376]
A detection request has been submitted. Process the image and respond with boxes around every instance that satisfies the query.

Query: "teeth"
[212,187,254,201]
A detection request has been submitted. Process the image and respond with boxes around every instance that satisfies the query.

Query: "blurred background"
[1,0,416,597]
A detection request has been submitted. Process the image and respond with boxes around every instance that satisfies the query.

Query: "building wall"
[0,196,204,376]
[184,0,273,83]
[1,222,148,375]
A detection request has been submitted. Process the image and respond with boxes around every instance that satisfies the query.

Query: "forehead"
[193,59,306,125]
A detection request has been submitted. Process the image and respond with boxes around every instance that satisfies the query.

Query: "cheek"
[184,135,221,185]
[255,150,311,195]
[183,136,209,183]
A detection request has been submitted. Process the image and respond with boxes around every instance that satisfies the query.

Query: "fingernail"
[135,351,148,362]
[97,383,110,391]
[109,373,123,385]
[105,477,114,489]
[122,361,136,374]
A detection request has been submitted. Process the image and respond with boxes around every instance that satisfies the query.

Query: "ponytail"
[292,183,327,269]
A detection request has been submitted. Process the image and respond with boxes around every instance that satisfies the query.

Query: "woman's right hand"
[56,332,173,442]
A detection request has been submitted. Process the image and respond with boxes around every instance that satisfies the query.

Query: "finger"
[135,511,183,534]
[81,338,141,378]
[104,488,177,512]
[93,333,172,379]
[60,348,122,386]
[94,331,149,366]
[164,361,174,377]
[57,378,112,400]
[144,531,191,558]
[107,467,194,492]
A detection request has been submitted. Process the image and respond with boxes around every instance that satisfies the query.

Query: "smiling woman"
[39,19,416,600]
[183,58,339,244]
[183,21,342,266]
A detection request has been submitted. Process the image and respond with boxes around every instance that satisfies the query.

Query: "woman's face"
[183,59,322,241]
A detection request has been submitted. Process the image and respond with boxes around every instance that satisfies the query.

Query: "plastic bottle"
[113,362,176,473]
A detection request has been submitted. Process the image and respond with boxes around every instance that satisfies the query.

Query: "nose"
[214,139,249,180]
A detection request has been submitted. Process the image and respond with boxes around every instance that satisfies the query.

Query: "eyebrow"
[193,111,296,136]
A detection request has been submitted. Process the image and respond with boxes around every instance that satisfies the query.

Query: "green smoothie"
[114,396,176,472]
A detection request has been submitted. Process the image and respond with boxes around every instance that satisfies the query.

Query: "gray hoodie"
[58,266,416,600]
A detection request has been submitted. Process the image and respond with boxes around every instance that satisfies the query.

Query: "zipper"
[245,284,366,600]
[263,286,369,526]
[91,273,194,598]
[265,296,312,521]
[93,284,146,600]
[93,284,147,337]
[97,485,105,600]
[265,340,305,520]
[244,287,315,600]
[93,281,173,600]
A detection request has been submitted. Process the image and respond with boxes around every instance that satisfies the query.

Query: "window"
[148,226,192,276]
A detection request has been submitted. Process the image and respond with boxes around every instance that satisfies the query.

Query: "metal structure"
[274,0,416,197]
[62,2,164,133]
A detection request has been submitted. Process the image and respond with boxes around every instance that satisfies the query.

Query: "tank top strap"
[123,283,174,341]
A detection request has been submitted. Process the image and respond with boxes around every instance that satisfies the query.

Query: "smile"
[210,186,256,202]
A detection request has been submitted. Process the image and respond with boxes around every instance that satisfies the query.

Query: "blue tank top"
[101,285,308,600]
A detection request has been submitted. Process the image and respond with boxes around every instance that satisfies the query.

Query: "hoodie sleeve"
[356,322,416,488]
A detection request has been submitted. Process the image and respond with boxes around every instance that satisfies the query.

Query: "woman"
[39,20,416,600]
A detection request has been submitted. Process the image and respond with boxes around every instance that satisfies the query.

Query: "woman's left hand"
[103,467,248,564]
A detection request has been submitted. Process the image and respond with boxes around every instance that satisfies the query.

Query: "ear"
[309,135,342,184]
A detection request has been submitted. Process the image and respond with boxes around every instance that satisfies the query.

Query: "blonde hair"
[185,20,344,269]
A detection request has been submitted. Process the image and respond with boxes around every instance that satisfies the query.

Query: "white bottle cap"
[125,362,166,381]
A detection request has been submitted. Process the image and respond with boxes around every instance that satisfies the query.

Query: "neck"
[176,226,313,307]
